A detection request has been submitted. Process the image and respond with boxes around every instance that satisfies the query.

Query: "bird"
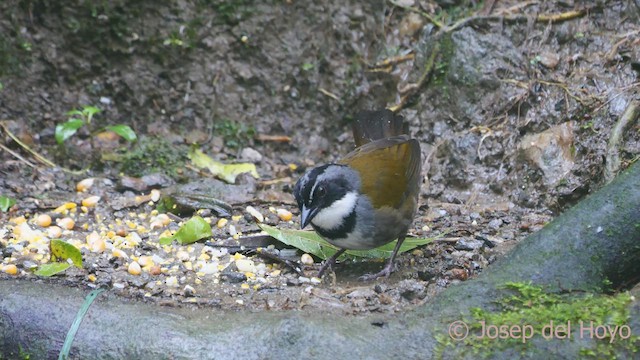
[293,109,422,280]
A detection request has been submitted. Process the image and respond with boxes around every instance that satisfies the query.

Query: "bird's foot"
[358,262,396,281]
[317,259,335,278]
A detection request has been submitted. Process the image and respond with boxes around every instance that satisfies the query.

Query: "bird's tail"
[351,109,408,147]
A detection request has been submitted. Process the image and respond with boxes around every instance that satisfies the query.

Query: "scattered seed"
[217,218,228,228]
[87,274,97,282]
[156,213,171,226]
[150,189,161,202]
[76,178,95,192]
[47,226,62,238]
[128,261,142,275]
[2,264,18,275]
[240,283,250,289]
[300,253,314,265]
[276,209,293,222]
[236,258,257,273]
[231,215,242,222]
[228,224,237,236]
[53,202,77,214]
[245,206,264,223]
[90,238,106,253]
[35,214,52,227]
[81,196,100,207]
[138,255,154,267]
[57,217,75,230]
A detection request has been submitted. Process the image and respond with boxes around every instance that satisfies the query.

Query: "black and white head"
[293,164,361,234]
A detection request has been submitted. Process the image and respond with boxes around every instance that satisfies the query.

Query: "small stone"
[240,147,263,163]
[200,262,219,274]
[149,265,162,275]
[183,285,196,297]
[488,219,503,230]
[165,276,179,288]
[449,268,468,281]
[455,238,484,251]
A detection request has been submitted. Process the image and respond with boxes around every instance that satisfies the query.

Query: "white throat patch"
[311,191,358,230]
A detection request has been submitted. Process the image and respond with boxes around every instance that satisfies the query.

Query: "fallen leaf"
[0,195,16,212]
[258,224,434,260]
[50,239,83,268]
[34,262,71,277]
[189,147,259,184]
[159,216,212,245]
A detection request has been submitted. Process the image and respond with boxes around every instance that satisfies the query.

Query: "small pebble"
[89,238,106,253]
[149,265,162,275]
[276,209,293,222]
[81,196,100,207]
[35,214,52,227]
[300,253,314,265]
[245,206,264,223]
[166,276,179,288]
[112,282,126,290]
[128,261,142,275]
[183,285,196,297]
[57,217,75,230]
[76,178,95,192]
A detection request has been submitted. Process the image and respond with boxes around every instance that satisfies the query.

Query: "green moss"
[439,282,639,358]
[118,136,187,179]
[213,118,255,149]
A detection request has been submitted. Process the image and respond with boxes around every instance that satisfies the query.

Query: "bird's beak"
[300,205,315,229]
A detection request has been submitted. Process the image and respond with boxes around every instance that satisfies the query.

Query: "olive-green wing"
[339,136,421,210]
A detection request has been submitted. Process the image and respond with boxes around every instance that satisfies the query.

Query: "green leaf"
[81,105,101,117]
[106,125,137,142]
[50,239,83,268]
[159,216,212,245]
[301,62,314,71]
[55,119,85,144]
[34,262,71,276]
[258,224,435,260]
[0,195,16,212]
[188,147,259,184]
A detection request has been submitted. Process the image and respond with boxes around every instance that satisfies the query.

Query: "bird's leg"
[359,236,406,281]
[318,248,346,277]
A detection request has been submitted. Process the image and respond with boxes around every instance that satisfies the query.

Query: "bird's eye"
[316,186,326,198]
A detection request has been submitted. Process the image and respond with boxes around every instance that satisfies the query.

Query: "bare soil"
[1,0,639,315]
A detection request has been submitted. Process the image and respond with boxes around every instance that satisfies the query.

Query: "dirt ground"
[1,0,639,315]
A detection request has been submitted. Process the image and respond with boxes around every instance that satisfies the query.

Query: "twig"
[254,134,291,143]
[387,0,444,29]
[1,121,87,175]
[318,88,340,102]
[0,142,35,167]
[369,53,415,70]
[389,41,440,112]
[256,247,304,276]
[605,100,640,182]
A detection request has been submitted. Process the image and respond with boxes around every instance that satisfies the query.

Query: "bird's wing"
[339,136,421,210]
